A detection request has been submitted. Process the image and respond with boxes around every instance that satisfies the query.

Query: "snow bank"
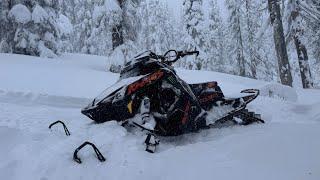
[107,47,125,72]
[8,4,31,24]
[259,83,298,102]
[38,41,57,58]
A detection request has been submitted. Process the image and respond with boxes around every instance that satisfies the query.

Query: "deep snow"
[0,53,319,180]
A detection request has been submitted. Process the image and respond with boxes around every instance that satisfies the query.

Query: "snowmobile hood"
[93,75,147,106]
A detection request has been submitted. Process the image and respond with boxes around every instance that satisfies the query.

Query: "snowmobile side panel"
[189,82,224,110]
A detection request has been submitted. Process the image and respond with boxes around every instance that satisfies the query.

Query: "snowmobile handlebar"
[156,50,199,64]
[180,50,199,57]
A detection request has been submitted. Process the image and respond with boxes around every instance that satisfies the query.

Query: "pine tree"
[137,0,175,54]
[226,0,246,76]
[72,0,93,54]
[182,0,206,70]
[244,0,260,79]
[122,0,141,43]
[112,0,124,50]
[88,0,122,55]
[2,0,61,57]
[0,0,13,53]
[303,0,320,62]
[206,0,225,72]
[108,0,141,70]
[285,0,313,88]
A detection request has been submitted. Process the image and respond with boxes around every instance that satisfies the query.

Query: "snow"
[105,0,122,12]
[38,41,57,58]
[92,0,122,24]
[57,14,73,35]
[32,5,49,23]
[0,53,320,180]
[8,4,32,24]
[259,83,298,102]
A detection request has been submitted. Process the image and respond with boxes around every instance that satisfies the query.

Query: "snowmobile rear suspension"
[235,109,265,125]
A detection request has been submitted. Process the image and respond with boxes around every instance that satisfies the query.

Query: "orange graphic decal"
[199,93,219,103]
[127,70,164,95]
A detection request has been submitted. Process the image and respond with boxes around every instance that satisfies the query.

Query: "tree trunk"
[268,0,293,87]
[293,36,313,88]
[245,0,257,79]
[112,0,124,50]
[237,15,246,77]
[290,0,313,88]
[112,25,123,49]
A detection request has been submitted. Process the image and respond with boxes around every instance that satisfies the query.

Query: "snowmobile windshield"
[119,51,153,80]
[93,75,146,105]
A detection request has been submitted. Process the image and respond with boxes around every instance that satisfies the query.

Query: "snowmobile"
[81,50,264,153]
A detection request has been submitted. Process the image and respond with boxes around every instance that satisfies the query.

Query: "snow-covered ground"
[0,53,319,180]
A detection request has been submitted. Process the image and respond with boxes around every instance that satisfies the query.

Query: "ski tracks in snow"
[0,89,91,109]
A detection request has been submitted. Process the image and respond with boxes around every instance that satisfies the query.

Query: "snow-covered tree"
[205,0,225,72]
[285,0,313,88]
[243,0,261,79]
[88,0,122,55]
[0,0,12,53]
[307,0,320,63]
[226,0,246,76]
[137,0,175,54]
[72,0,93,54]
[122,0,141,43]
[182,0,206,70]
[57,14,73,53]
[59,0,76,24]
[112,0,141,64]
[1,1,61,57]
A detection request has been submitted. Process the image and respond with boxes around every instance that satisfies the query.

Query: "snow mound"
[8,4,31,24]
[259,83,298,102]
[38,41,57,58]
